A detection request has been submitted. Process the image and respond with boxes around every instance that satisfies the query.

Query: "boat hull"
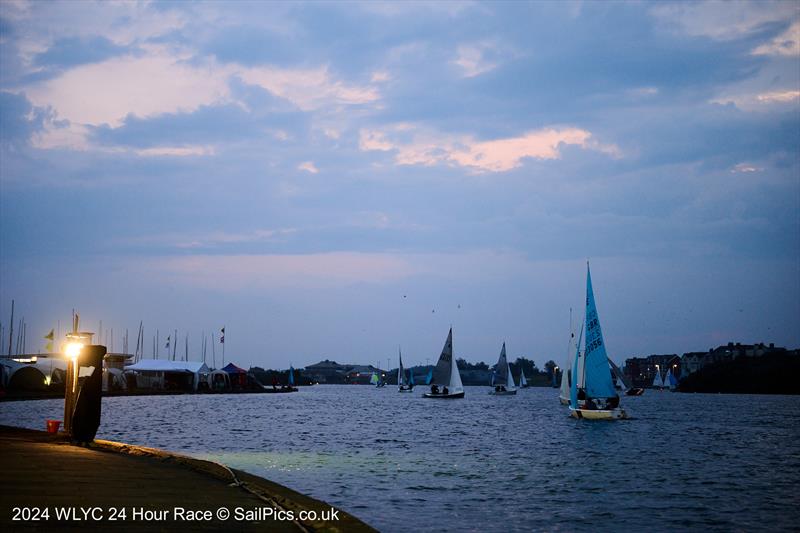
[625,387,645,396]
[423,391,465,399]
[488,389,517,395]
[558,396,570,405]
[570,407,628,420]
[398,387,414,393]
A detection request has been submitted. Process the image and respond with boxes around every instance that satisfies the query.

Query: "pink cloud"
[360,125,621,173]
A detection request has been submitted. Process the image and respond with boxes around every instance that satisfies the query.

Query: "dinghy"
[569,264,628,420]
[559,316,581,405]
[423,328,465,399]
[666,368,678,391]
[608,358,644,396]
[489,342,517,395]
[519,368,529,388]
[652,369,664,390]
[398,348,414,393]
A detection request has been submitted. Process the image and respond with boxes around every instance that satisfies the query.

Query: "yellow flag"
[44,328,54,340]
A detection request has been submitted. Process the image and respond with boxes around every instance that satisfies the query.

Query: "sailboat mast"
[7,299,13,357]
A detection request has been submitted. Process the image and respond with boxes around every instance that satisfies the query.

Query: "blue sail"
[409,368,415,385]
[583,265,617,399]
[289,366,295,386]
[425,368,433,385]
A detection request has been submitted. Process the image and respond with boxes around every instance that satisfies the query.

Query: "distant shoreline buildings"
[623,342,799,388]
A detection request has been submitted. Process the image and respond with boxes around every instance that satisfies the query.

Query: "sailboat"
[569,263,628,420]
[519,368,529,388]
[398,348,413,392]
[560,321,582,405]
[423,328,465,399]
[652,369,664,390]
[489,342,517,395]
[608,358,644,396]
[666,368,678,391]
[281,365,297,392]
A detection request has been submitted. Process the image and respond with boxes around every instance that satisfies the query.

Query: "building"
[623,354,680,388]
[303,360,388,384]
[303,360,348,383]
[625,342,789,387]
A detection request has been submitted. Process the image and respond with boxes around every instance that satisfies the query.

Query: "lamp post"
[62,331,93,434]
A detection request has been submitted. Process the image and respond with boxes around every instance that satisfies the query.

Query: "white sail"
[519,370,528,387]
[433,329,463,391]
[506,365,515,389]
[608,358,631,391]
[560,320,577,402]
[449,347,464,391]
[652,370,663,388]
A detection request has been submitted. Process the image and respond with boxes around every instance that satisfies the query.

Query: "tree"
[512,357,538,376]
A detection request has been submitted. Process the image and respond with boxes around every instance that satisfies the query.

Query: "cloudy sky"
[1,1,798,370]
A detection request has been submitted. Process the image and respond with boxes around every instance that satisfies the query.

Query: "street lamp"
[63,332,92,433]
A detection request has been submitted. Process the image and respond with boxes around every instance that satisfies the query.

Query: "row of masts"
[2,300,227,367]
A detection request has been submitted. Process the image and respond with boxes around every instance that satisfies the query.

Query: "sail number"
[586,337,603,354]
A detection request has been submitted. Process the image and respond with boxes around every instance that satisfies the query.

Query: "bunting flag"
[165,336,171,349]
[220,326,225,343]
[44,328,54,352]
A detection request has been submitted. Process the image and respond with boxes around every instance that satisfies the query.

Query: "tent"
[103,367,127,391]
[207,369,230,391]
[1,359,47,392]
[125,359,210,391]
[222,363,248,389]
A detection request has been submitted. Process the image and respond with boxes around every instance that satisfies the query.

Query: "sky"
[0,0,798,370]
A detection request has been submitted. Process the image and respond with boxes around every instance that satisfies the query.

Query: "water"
[3,386,799,532]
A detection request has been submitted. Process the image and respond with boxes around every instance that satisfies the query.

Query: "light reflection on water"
[3,386,799,532]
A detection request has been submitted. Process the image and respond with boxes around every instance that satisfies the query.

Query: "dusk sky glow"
[1,1,798,370]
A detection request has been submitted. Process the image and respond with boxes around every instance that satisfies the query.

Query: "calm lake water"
[3,386,799,532]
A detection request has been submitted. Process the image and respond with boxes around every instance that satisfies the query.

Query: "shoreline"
[1,425,375,532]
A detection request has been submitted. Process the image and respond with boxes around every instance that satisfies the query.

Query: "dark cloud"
[89,101,309,148]
[0,91,46,147]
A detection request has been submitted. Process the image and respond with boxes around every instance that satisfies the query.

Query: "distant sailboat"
[608,358,644,396]
[560,322,583,405]
[652,369,664,390]
[569,264,628,420]
[666,368,678,391]
[370,372,381,386]
[489,342,517,395]
[519,368,529,388]
[289,365,295,386]
[423,328,465,399]
[398,348,413,393]
[559,310,579,405]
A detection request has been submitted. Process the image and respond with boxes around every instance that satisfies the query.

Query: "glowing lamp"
[65,342,83,360]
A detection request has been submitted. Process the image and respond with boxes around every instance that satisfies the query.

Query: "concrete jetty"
[1,425,375,532]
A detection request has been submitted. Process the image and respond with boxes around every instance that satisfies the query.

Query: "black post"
[71,345,106,443]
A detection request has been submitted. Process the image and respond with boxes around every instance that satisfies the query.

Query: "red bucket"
[46,419,61,434]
